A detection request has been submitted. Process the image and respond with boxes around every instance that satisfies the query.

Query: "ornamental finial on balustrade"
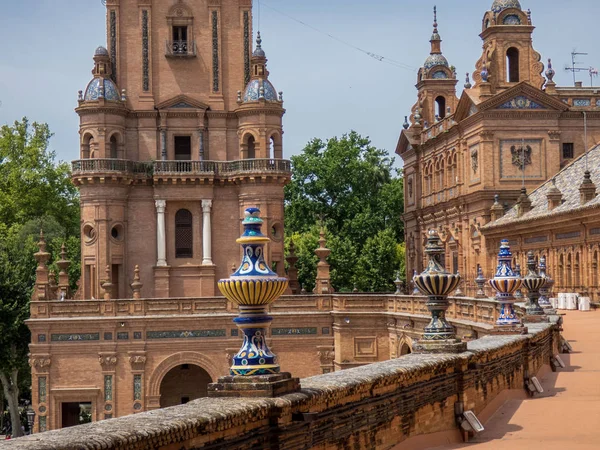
[488,240,527,333]
[209,208,299,397]
[412,230,466,353]
[522,251,545,317]
[131,265,143,299]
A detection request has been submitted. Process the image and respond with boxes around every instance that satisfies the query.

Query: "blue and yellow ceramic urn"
[489,240,522,326]
[413,230,461,341]
[218,207,288,376]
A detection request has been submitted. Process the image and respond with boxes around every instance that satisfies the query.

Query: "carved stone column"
[155,200,167,267]
[202,200,213,265]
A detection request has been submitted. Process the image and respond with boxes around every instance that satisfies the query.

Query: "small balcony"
[165,40,196,57]
[71,159,291,184]
[154,160,216,175]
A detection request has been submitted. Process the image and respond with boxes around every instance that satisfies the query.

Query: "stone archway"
[147,352,221,409]
[159,364,212,407]
[400,343,412,356]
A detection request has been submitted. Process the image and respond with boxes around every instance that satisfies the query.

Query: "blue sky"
[0,0,598,166]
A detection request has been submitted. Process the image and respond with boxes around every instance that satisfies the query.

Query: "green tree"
[355,229,401,292]
[285,131,404,292]
[0,119,80,436]
[0,118,79,236]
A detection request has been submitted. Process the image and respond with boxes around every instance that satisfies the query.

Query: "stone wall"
[13,319,560,450]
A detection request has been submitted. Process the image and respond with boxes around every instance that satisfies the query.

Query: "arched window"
[247,136,256,159]
[506,47,519,82]
[175,209,193,258]
[82,134,93,159]
[593,251,598,290]
[110,135,118,159]
[435,96,446,119]
[558,254,564,286]
[574,253,581,288]
[566,254,572,288]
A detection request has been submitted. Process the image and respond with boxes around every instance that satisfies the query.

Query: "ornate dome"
[243,79,278,102]
[491,0,522,13]
[424,53,449,70]
[84,78,120,101]
[95,46,109,57]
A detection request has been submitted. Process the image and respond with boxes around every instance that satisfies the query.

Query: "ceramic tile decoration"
[491,0,522,13]
[424,53,449,69]
[51,333,100,342]
[498,96,544,109]
[146,330,226,339]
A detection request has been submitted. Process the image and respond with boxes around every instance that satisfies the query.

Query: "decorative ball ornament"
[218,208,288,376]
[489,240,522,326]
[413,230,460,340]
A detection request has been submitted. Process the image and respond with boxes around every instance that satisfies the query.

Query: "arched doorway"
[400,343,412,356]
[159,364,212,408]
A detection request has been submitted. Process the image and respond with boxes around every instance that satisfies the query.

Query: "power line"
[260,2,417,72]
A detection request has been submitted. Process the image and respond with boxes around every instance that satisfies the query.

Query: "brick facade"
[398,2,600,297]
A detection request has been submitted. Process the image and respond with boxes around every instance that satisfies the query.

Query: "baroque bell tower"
[472,0,544,97]
[410,7,459,128]
[73,0,290,300]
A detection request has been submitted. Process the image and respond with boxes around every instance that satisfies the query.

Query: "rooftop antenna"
[565,50,588,86]
[589,67,599,87]
[584,111,588,171]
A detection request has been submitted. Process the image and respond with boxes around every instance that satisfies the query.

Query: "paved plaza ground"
[431,310,600,450]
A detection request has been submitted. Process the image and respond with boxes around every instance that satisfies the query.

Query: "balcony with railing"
[71,158,292,182]
[165,40,196,57]
[154,160,217,175]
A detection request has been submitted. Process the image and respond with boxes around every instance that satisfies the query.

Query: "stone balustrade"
[9,319,560,450]
[29,294,502,326]
[71,158,291,179]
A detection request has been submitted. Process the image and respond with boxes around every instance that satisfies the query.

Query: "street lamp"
[26,406,36,434]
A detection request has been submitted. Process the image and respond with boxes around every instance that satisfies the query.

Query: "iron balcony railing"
[72,158,291,178]
[165,40,196,57]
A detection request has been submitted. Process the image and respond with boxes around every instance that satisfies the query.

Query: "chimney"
[490,194,504,221]
[516,187,532,217]
[546,179,563,210]
[579,171,597,204]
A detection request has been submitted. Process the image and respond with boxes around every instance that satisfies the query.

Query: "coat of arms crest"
[511,144,532,169]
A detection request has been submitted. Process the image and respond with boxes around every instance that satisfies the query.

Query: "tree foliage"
[0,118,80,436]
[285,131,404,292]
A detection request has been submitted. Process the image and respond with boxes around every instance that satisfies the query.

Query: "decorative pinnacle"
[464,72,472,89]
[433,6,438,33]
[256,31,262,49]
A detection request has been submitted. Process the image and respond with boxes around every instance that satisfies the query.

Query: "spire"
[253,31,265,58]
[430,6,442,54]
[547,178,563,210]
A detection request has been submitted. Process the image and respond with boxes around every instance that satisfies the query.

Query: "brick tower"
[73,0,290,300]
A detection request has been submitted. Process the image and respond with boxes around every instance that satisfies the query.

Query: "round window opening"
[111,224,124,241]
[271,222,283,240]
[83,224,96,242]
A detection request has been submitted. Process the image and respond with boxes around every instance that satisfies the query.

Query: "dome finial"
[252,31,266,58]
[430,5,441,43]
